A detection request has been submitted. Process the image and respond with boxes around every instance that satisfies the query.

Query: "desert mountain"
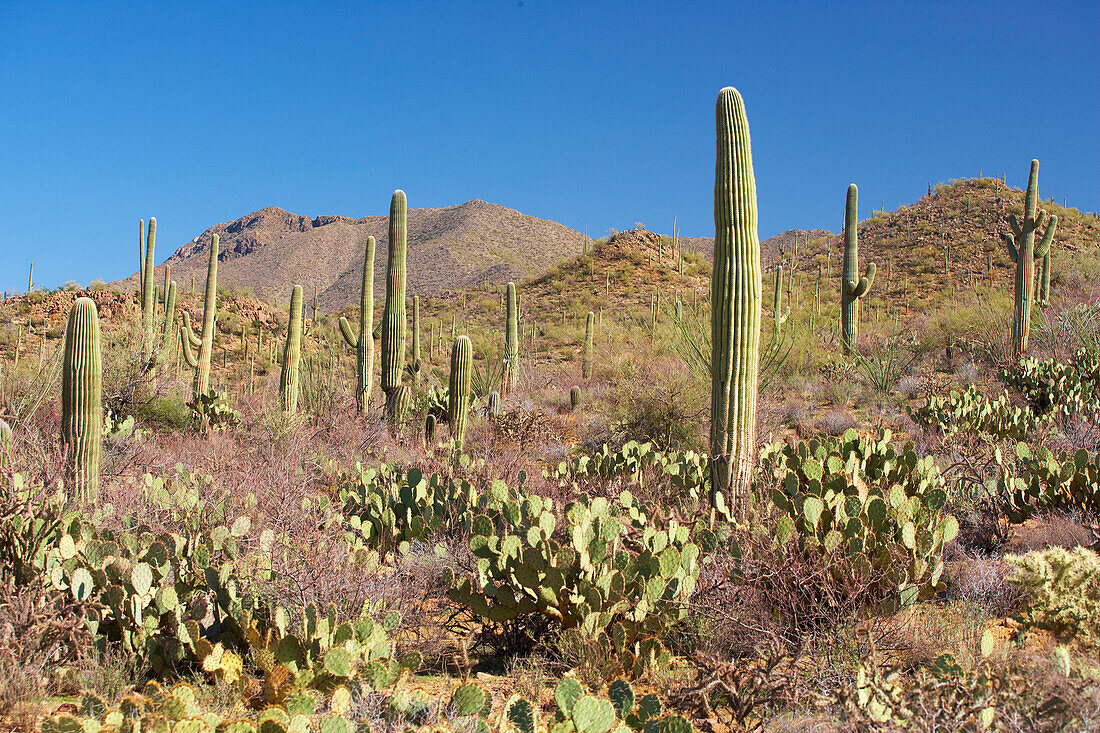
[117,200,590,311]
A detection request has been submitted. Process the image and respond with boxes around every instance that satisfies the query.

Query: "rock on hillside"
[115,200,587,311]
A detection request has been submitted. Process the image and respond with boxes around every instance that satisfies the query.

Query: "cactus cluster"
[339,236,376,411]
[908,384,1048,440]
[840,184,875,354]
[1002,160,1058,354]
[447,491,700,678]
[709,86,762,519]
[1001,352,1100,422]
[61,297,102,501]
[761,429,958,610]
[998,442,1100,523]
[500,678,691,733]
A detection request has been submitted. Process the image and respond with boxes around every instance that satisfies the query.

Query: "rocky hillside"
[115,200,588,311]
[676,228,833,266]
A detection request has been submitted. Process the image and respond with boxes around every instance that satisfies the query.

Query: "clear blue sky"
[1,1,1097,292]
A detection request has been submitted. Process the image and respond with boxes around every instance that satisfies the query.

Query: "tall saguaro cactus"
[181,234,219,398]
[1002,160,1058,354]
[61,297,102,501]
[280,285,303,415]
[840,184,875,354]
[448,335,473,448]
[504,282,519,395]
[138,220,145,304]
[339,236,376,411]
[582,311,595,379]
[381,191,408,422]
[141,217,158,358]
[710,86,762,519]
[412,295,422,389]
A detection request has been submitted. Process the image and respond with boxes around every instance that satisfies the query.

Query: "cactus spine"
[339,236,376,412]
[381,191,408,422]
[280,285,303,415]
[61,297,102,501]
[709,87,762,519]
[773,265,790,340]
[504,282,519,396]
[141,217,157,358]
[181,234,219,398]
[840,184,875,354]
[448,335,473,448]
[1002,160,1057,353]
[582,311,595,379]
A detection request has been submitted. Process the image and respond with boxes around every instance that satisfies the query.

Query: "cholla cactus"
[339,236,375,412]
[61,297,102,501]
[710,87,762,518]
[280,285,303,415]
[1006,547,1100,640]
[1002,160,1058,354]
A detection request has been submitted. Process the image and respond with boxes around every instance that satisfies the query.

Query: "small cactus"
[280,285,303,415]
[448,336,473,447]
[425,413,437,445]
[569,385,581,409]
[61,298,102,501]
[773,265,790,340]
[487,390,501,417]
[338,236,376,412]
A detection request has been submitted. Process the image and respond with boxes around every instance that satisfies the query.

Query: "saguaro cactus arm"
[1002,231,1019,262]
[851,262,876,298]
[180,328,199,368]
[339,317,358,348]
[1035,214,1058,259]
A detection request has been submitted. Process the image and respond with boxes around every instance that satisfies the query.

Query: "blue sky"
[1,1,1097,292]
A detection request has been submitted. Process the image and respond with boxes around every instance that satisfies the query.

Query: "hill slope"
[117,200,587,310]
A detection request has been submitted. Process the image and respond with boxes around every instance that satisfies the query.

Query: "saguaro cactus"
[412,295,422,389]
[1002,160,1058,353]
[61,297,102,501]
[773,265,790,340]
[138,220,145,303]
[1037,249,1052,305]
[582,311,595,379]
[569,386,581,410]
[448,335,473,447]
[160,281,178,349]
[840,184,875,354]
[181,234,219,398]
[504,282,519,396]
[339,236,376,411]
[425,414,437,446]
[381,191,408,422]
[280,285,303,415]
[710,86,762,519]
[141,217,157,358]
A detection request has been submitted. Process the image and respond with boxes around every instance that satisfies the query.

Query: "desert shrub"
[758,429,958,613]
[136,396,192,430]
[1005,546,1100,642]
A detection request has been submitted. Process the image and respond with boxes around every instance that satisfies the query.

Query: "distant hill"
[114,200,588,310]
